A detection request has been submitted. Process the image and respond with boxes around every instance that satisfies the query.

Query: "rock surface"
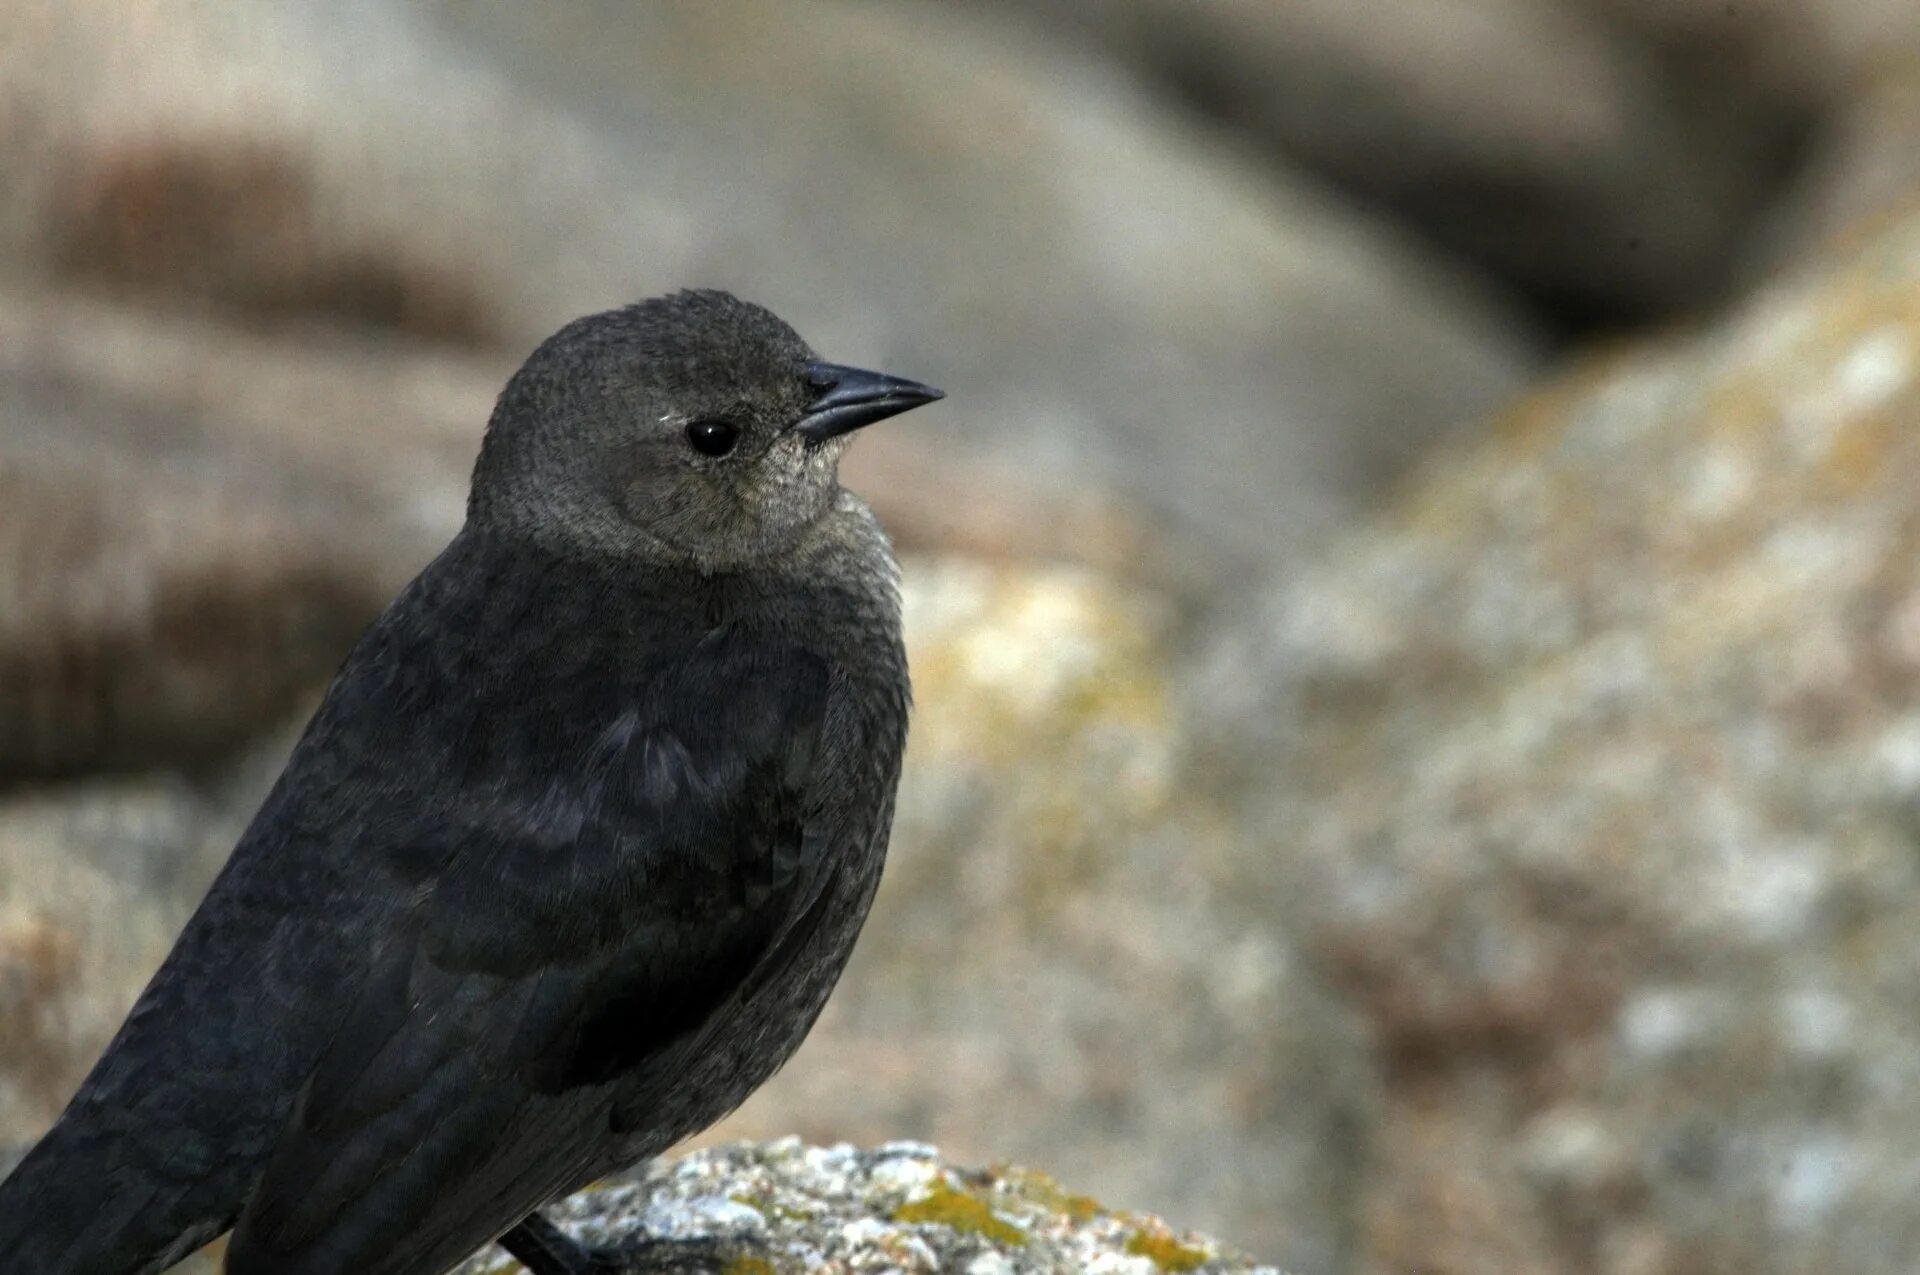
[1202,196,1920,1274]
[456,1140,1282,1275]
[13,5,1920,1274]
[12,1140,1282,1275]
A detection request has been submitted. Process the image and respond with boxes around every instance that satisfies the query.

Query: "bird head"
[469,290,941,570]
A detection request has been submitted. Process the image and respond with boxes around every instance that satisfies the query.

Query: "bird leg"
[499,1211,760,1274]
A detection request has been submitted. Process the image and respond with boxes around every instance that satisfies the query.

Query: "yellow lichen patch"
[888,557,1184,923]
[892,1180,1028,1247]
[990,1165,1104,1223]
[720,1258,776,1275]
[1125,1226,1210,1271]
[901,559,1174,766]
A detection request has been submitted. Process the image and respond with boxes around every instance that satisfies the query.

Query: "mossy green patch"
[1125,1228,1209,1271]
[720,1258,775,1275]
[892,1181,1028,1247]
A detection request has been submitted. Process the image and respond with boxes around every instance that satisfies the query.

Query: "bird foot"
[500,1212,760,1275]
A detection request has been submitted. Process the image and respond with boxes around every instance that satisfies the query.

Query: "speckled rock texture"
[1201,200,1920,1274]
[454,1141,1283,1275]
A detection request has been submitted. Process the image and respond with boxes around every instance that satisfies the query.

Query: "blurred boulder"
[46,1139,1299,1274]
[0,774,254,1148]
[0,286,490,775]
[1749,3,1920,271]
[47,139,497,345]
[994,0,1831,325]
[0,0,1540,581]
[457,1140,1283,1275]
[1203,202,1920,1274]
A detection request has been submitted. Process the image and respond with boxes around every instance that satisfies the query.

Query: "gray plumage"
[0,291,939,1275]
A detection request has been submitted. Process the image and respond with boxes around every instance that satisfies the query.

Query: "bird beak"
[796,362,944,443]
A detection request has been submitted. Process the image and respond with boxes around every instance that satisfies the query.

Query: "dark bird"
[0,290,940,1275]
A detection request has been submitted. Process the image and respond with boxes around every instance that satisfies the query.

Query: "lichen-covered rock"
[454,1141,1283,1275]
[2,1142,1282,1274]
[1202,200,1920,1274]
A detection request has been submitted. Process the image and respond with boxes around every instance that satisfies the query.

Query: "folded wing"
[227,628,833,1275]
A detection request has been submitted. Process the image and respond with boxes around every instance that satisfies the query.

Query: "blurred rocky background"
[5,1,1920,1273]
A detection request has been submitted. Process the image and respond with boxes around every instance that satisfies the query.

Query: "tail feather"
[0,1112,235,1275]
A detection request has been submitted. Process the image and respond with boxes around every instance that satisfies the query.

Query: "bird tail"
[0,1114,226,1275]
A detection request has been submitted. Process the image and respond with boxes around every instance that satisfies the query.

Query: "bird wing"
[226,626,836,1275]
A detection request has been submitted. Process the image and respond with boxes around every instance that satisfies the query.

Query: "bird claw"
[501,1212,762,1275]
[499,1213,761,1275]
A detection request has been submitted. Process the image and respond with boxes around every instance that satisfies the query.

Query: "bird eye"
[685,420,740,458]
